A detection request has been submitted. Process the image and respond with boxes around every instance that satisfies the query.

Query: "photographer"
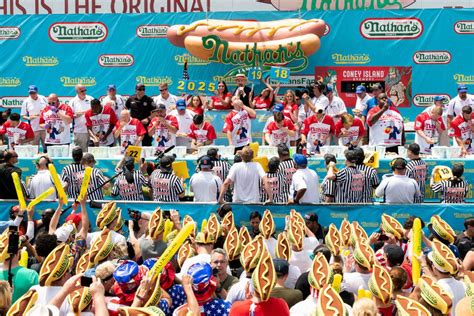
[111,156,149,201]
[211,248,238,300]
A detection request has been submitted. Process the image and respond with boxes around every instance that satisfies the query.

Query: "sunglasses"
[79,89,86,93]
[380,97,388,100]
[160,88,168,92]
[136,88,145,91]
[48,101,57,105]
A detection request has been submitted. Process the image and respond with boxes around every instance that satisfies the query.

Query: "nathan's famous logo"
[454,21,474,34]
[49,22,108,43]
[60,76,96,87]
[0,77,21,87]
[258,0,417,11]
[136,76,172,87]
[166,18,326,72]
[23,56,59,67]
[0,27,20,39]
[174,54,209,66]
[137,25,169,38]
[98,54,134,67]
[413,94,451,107]
[413,51,451,64]
[332,53,370,65]
[454,74,474,85]
[0,97,27,108]
[360,18,423,39]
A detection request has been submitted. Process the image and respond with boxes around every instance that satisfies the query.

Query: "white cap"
[54,224,74,243]
[26,305,60,316]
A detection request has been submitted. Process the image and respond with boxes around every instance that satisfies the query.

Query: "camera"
[212,267,219,277]
[128,209,141,221]
[7,226,19,255]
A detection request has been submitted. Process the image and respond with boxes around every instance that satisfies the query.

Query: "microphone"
[154,145,176,161]
[124,167,134,184]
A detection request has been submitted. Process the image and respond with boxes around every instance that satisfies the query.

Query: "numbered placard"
[247,67,263,81]
[125,145,142,163]
[269,66,290,83]
[176,80,216,94]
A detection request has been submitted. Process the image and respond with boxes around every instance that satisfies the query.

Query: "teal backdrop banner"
[0,9,473,121]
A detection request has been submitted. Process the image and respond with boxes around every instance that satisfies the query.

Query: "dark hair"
[91,98,101,107]
[268,157,280,173]
[193,114,204,125]
[35,233,58,257]
[217,204,232,219]
[352,147,365,165]
[452,163,464,179]
[249,211,261,221]
[9,113,20,121]
[234,154,242,163]
[390,266,408,292]
[384,244,405,267]
[277,144,290,157]
[324,154,337,166]
[4,150,17,162]
[218,81,229,95]
[403,216,425,230]
[72,146,83,163]
[313,245,331,263]
[273,111,284,122]
[408,143,420,155]
[464,217,474,229]
[462,105,472,114]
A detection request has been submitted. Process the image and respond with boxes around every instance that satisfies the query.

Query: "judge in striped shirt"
[60,146,85,199]
[111,156,148,201]
[150,155,184,202]
[430,163,469,203]
[80,153,109,201]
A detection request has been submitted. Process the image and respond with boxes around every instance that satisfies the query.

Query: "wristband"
[17,214,24,218]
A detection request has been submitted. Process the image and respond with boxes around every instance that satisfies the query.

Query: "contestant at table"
[114,110,146,154]
[189,114,217,151]
[222,97,256,152]
[449,105,474,157]
[0,112,34,150]
[85,99,117,147]
[148,104,179,151]
[39,94,74,151]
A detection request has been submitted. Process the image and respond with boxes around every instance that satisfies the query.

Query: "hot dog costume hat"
[76,251,92,274]
[288,212,305,251]
[89,229,113,266]
[7,289,38,316]
[353,240,375,270]
[315,284,347,316]
[349,221,369,247]
[206,213,222,242]
[177,240,195,268]
[148,208,165,239]
[68,287,92,314]
[252,248,276,302]
[240,235,265,273]
[0,229,10,263]
[429,215,456,244]
[113,212,124,232]
[419,275,453,314]
[308,252,333,291]
[428,238,458,275]
[39,243,72,286]
[224,225,241,261]
[339,219,351,248]
[368,262,393,304]
[259,209,275,240]
[454,296,474,316]
[96,201,118,230]
[140,263,163,307]
[183,215,196,237]
[195,229,215,245]
[381,214,405,240]
[325,223,342,256]
[395,295,431,316]
[275,232,292,261]
[118,306,165,316]
[463,271,474,297]
[221,211,234,236]
[239,226,252,248]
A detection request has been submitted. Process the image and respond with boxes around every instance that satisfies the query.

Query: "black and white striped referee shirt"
[406,158,427,203]
[334,166,366,203]
[60,163,85,199]
[150,170,184,202]
[260,171,287,203]
[83,168,107,201]
[431,179,469,203]
[278,158,296,202]
[212,160,231,202]
[111,170,148,201]
[356,164,379,203]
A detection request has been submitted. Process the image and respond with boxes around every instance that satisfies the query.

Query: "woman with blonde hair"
[352,297,378,316]
[0,280,12,316]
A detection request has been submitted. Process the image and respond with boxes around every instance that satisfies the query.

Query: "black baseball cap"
[160,155,173,169]
[304,213,318,222]
[135,83,145,90]
[273,259,289,277]
[207,148,219,158]
[199,156,213,169]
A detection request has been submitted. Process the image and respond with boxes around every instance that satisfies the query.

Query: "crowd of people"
[0,198,473,315]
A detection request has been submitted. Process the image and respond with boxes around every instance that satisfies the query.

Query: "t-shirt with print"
[301,114,335,153]
[189,122,217,144]
[367,106,404,147]
[116,118,146,153]
[414,112,445,154]
[211,93,232,110]
[150,171,184,202]
[253,96,271,110]
[266,119,296,147]
[85,105,118,146]
[149,115,179,149]
[334,117,365,146]
[0,121,34,149]
[449,113,474,154]
[223,110,253,147]
[282,103,298,122]
[39,104,74,144]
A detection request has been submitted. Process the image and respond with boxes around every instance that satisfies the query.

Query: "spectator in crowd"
[148,104,179,150]
[223,98,256,151]
[114,109,146,153]
[335,113,365,148]
[189,114,217,151]
[211,248,238,300]
[270,259,303,308]
[69,84,94,152]
[431,163,469,203]
[180,231,215,276]
[0,112,34,149]
[367,93,404,152]
[447,84,474,127]
[232,74,252,107]
[353,85,370,120]
[189,156,222,202]
[187,95,206,116]
[325,84,347,124]
[449,105,474,157]
[406,143,428,203]
[111,156,148,201]
[153,82,178,113]
[27,155,56,200]
[307,82,329,115]
[81,153,109,201]
[209,81,232,110]
[85,98,118,147]
[253,78,279,110]
[219,147,272,204]
[150,155,184,202]
[39,94,74,150]
[300,101,335,154]
[0,229,39,303]
[282,90,299,124]
[304,213,325,241]
[264,111,296,147]
[455,218,474,254]
[352,298,378,316]
[341,242,373,296]
[289,154,320,204]
[390,266,409,299]
[414,106,445,154]
[0,150,24,199]
[169,99,195,148]
[101,84,126,120]
[261,157,285,203]
[249,211,262,238]
[20,85,47,149]
[0,280,11,315]
[277,144,296,200]
[60,146,85,199]
[125,83,156,146]
[375,158,421,204]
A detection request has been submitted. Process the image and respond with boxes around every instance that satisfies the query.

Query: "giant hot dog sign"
[166,19,326,71]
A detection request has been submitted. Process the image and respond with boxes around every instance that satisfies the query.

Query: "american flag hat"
[187,262,217,303]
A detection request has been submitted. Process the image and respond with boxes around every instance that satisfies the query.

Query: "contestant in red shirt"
[334,113,365,147]
[114,109,146,153]
[448,105,474,157]
[39,94,74,146]
[209,81,232,110]
[85,99,118,147]
[301,105,335,154]
[264,111,296,147]
[0,113,34,149]
[189,114,217,150]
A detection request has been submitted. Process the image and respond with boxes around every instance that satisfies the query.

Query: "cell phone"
[80,276,93,287]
